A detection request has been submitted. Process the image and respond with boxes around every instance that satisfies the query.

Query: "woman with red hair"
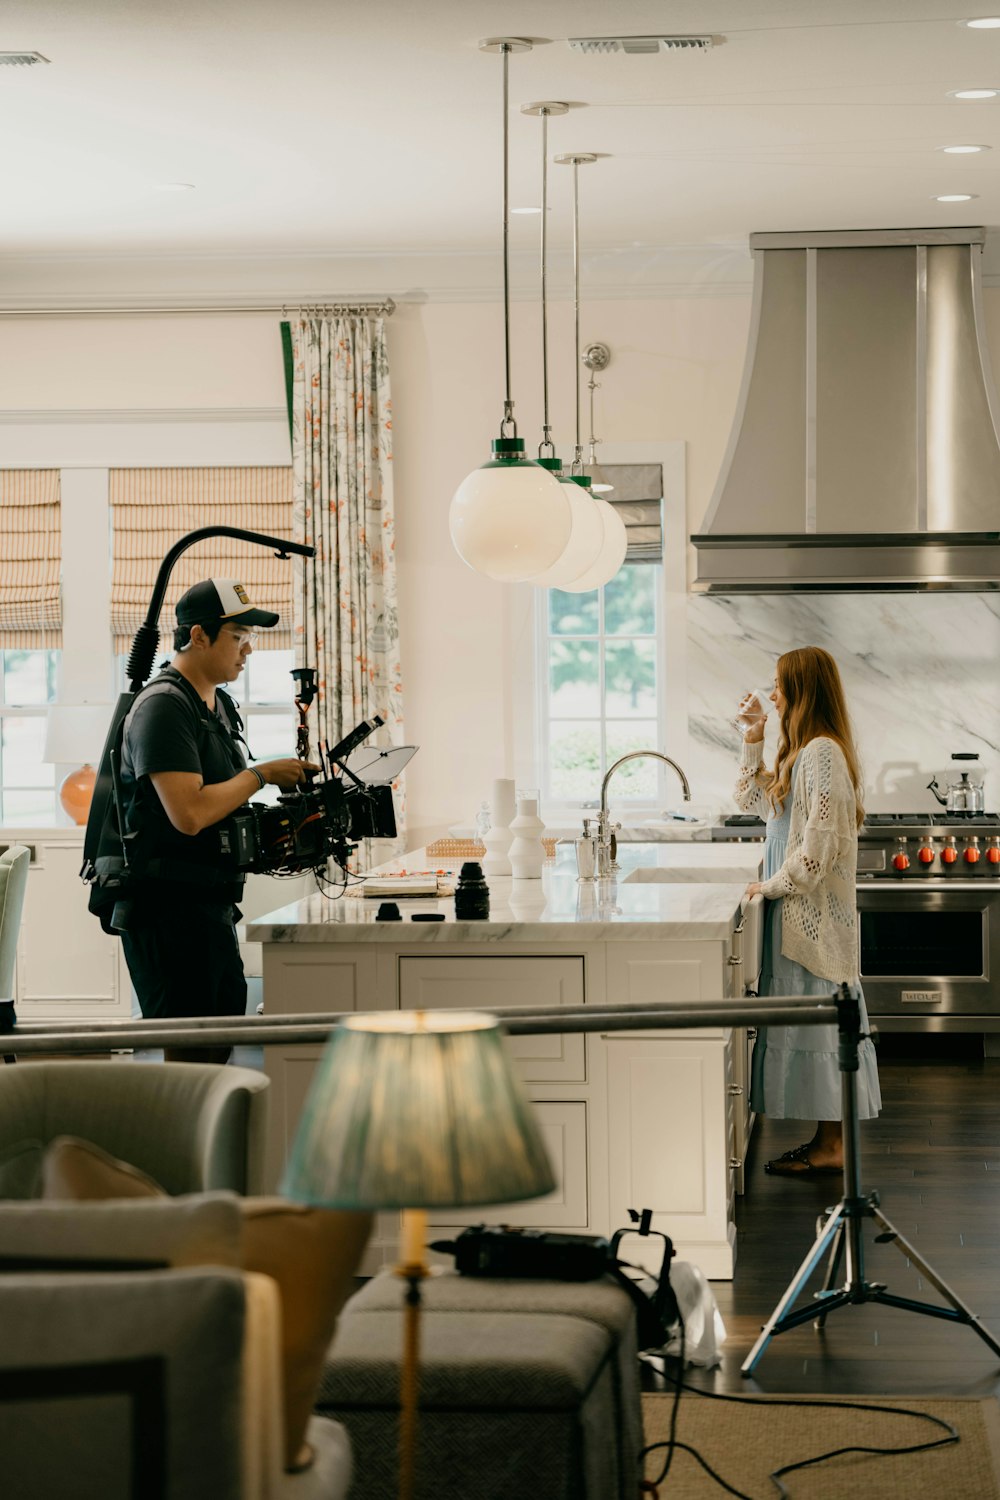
[736,646,880,1175]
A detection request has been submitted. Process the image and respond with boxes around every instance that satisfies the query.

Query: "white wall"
[3,286,1000,837]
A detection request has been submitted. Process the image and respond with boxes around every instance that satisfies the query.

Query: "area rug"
[641,1391,1000,1499]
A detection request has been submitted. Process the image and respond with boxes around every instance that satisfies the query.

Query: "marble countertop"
[247,840,763,945]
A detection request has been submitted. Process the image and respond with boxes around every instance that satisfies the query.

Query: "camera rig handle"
[291,668,318,761]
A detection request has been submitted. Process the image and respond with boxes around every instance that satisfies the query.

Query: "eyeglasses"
[224,627,258,647]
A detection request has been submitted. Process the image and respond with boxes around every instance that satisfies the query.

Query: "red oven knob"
[918,841,935,864]
[941,838,958,865]
[892,852,910,870]
[988,839,1000,866]
[965,838,981,865]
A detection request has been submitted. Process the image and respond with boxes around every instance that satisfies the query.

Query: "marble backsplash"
[686,593,1000,816]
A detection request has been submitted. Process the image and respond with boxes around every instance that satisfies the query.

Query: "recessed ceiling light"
[511,207,543,215]
[941,143,990,152]
[950,87,1000,98]
[933,193,977,201]
[154,182,195,192]
[965,17,1000,28]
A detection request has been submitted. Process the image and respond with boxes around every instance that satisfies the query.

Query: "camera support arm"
[85,527,316,883]
[126,526,316,694]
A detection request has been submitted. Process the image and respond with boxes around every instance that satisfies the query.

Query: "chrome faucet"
[596,750,692,876]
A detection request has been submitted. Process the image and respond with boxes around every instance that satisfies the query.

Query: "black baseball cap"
[175,578,279,630]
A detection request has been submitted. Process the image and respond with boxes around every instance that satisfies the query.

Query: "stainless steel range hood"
[692,228,1000,591]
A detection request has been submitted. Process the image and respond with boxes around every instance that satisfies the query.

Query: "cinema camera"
[218,713,398,876]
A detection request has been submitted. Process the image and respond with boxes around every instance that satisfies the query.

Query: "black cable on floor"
[640,1360,959,1499]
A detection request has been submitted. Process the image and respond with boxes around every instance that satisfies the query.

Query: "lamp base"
[59,763,96,825]
[396,1206,429,1500]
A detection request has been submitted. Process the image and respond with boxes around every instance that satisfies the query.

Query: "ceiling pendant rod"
[500,42,515,437]
[554,152,597,472]
[522,100,569,462]
[573,156,581,468]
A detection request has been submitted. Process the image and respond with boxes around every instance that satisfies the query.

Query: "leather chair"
[0,1060,269,1196]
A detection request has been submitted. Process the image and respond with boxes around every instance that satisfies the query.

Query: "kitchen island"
[249,840,763,1277]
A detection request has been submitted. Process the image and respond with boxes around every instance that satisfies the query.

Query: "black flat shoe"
[765,1143,842,1178]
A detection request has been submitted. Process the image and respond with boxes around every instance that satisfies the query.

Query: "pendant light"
[550,153,627,592]
[449,40,571,583]
[521,102,606,590]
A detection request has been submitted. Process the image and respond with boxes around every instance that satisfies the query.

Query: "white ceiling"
[4,0,1000,299]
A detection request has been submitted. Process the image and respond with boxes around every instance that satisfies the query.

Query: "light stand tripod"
[742,983,1000,1378]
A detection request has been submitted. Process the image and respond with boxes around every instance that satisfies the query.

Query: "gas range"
[860,812,1000,880]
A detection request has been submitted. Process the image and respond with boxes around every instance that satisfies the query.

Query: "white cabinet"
[260,910,750,1277]
[6,829,133,1023]
[398,954,586,1081]
[601,933,744,1279]
[605,1033,735,1279]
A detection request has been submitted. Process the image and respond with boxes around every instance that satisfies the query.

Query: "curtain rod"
[0,298,396,319]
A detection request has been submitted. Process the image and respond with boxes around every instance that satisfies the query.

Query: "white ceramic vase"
[508,795,545,880]
[481,778,517,877]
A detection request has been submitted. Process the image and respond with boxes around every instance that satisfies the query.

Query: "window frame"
[534,563,668,816]
[0,649,60,827]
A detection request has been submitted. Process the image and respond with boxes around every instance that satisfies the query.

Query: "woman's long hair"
[763,647,864,827]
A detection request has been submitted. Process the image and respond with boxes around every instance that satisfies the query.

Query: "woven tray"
[425,839,486,860]
[425,837,559,861]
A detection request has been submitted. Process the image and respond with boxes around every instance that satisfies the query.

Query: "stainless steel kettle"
[928,753,986,813]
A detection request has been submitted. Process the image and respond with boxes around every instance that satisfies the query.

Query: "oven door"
[857,881,1000,1018]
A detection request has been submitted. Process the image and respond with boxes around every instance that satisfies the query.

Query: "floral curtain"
[283,314,405,852]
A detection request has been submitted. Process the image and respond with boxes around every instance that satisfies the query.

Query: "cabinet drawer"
[429,1100,588,1229]
[399,956,586,1081]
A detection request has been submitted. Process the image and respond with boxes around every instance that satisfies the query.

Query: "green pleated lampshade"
[281,1010,557,1211]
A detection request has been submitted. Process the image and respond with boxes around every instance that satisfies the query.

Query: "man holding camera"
[118,579,313,1063]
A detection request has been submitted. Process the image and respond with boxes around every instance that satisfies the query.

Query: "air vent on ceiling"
[568,36,714,56]
[0,52,50,66]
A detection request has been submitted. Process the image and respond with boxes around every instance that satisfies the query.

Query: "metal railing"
[1,997,839,1055]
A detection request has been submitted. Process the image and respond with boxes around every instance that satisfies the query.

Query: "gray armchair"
[0,1195,353,1499]
[0,1061,269,1197]
[0,844,29,1004]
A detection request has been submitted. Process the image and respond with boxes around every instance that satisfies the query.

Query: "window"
[235,648,299,793]
[539,564,664,810]
[0,649,58,825]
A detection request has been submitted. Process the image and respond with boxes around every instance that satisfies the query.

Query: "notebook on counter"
[361,873,442,898]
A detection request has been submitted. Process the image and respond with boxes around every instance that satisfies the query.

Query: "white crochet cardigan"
[735,735,860,983]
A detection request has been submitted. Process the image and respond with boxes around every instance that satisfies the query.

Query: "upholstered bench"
[316,1268,643,1500]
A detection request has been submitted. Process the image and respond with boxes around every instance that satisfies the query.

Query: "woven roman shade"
[110,467,294,653]
[583,463,663,564]
[0,470,62,647]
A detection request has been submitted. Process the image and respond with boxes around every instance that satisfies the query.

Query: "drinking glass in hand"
[731,690,769,740]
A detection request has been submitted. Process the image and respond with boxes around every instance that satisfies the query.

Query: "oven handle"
[857,881,1000,892]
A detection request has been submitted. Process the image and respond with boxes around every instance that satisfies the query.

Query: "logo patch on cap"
[233,583,250,605]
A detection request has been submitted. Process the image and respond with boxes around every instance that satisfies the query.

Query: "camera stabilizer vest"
[82,669,246,932]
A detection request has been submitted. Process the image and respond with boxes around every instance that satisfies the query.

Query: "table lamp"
[42,704,112,824]
[282,1009,556,1500]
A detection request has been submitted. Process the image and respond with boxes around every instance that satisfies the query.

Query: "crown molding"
[0,406,287,424]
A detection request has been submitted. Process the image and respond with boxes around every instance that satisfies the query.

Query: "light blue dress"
[749,761,882,1122]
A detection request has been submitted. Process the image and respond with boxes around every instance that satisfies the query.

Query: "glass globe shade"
[450,460,572,582]
[560,498,628,592]
[528,482,605,588]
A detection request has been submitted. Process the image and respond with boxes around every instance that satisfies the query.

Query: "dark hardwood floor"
[654,1034,1000,1398]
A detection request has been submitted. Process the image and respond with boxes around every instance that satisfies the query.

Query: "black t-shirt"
[120,667,247,911]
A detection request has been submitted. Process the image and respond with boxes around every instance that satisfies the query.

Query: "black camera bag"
[431,1210,680,1350]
